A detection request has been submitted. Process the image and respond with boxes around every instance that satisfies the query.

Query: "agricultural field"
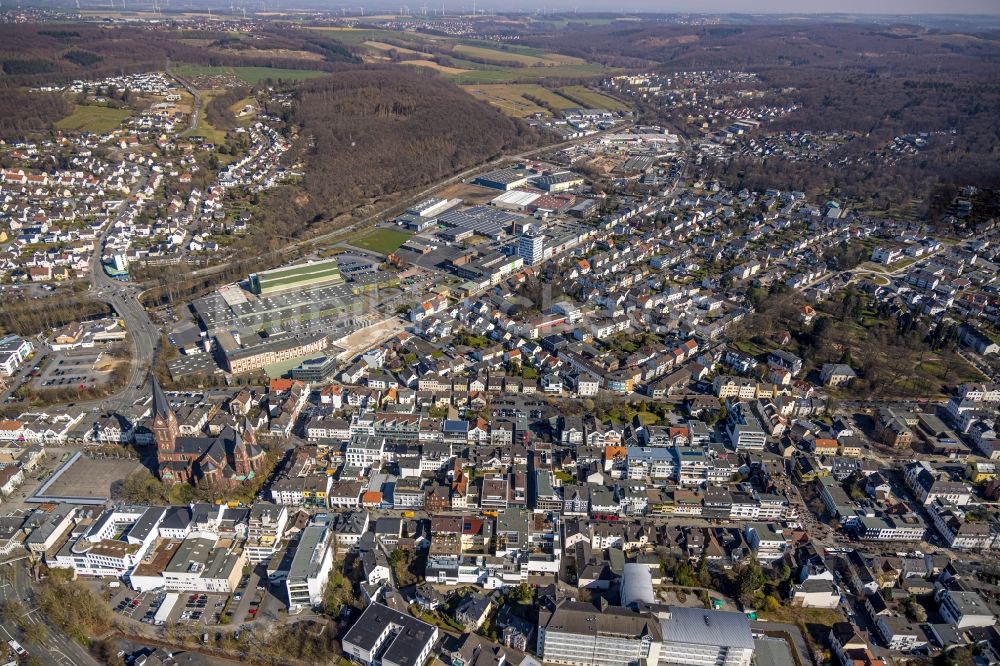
[462,83,577,117]
[175,64,329,84]
[559,85,630,111]
[399,60,470,75]
[348,228,412,256]
[308,26,614,84]
[454,44,554,66]
[526,16,625,26]
[450,63,611,84]
[308,26,435,47]
[363,40,426,55]
[55,104,130,133]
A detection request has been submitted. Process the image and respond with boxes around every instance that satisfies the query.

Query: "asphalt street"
[0,560,99,666]
[86,168,160,412]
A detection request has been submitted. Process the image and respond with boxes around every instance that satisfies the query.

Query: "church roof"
[151,376,172,420]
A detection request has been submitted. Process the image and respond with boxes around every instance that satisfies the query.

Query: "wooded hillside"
[0,23,360,90]
[290,67,548,221]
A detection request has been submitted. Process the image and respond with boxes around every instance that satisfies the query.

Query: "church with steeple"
[150,377,266,487]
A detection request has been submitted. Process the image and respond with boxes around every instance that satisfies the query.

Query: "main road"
[165,58,204,136]
[87,168,160,411]
[0,559,99,666]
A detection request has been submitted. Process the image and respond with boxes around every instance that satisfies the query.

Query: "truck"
[154,592,180,626]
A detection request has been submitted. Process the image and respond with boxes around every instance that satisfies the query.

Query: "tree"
[90,640,125,666]
[0,599,24,629]
[118,470,168,505]
[23,621,48,643]
[36,569,113,645]
[736,558,765,606]
[903,596,928,623]
[942,646,977,666]
[696,551,710,587]
[673,561,699,587]
[509,583,533,604]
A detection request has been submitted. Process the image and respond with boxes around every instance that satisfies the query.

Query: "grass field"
[187,90,227,144]
[363,40,425,55]
[349,228,412,255]
[228,96,258,124]
[309,27,434,47]
[175,64,329,84]
[559,85,630,111]
[462,83,578,116]
[454,42,586,67]
[55,104,130,133]
[453,44,551,66]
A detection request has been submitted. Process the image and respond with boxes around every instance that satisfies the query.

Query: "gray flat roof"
[659,606,754,650]
[343,602,437,666]
[288,523,330,581]
[753,636,796,666]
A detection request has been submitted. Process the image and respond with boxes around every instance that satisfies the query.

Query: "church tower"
[150,376,179,454]
[233,417,254,476]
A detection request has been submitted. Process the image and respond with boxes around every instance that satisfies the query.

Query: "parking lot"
[106,568,282,630]
[31,349,116,390]
[177,592,220,625]
[111,588,229,627]
[111,589,166,624]
[227,568,279,625]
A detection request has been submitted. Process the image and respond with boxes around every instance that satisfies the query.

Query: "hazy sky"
[499,0,1000,13]
[702,0,999,12]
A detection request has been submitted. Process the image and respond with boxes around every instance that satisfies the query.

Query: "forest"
[282,67,549,233]
[0,23,360,89]
[0,293,110,337]
[0,23,362,138]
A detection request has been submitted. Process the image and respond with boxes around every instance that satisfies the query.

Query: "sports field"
[349,228,412,255]
[55,104,130,133]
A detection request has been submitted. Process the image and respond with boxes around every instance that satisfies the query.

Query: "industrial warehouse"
[249,257,344,296]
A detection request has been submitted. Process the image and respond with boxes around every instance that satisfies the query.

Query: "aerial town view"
[0,0,999,664]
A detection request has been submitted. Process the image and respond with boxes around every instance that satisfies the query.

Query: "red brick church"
[150,377,266,486]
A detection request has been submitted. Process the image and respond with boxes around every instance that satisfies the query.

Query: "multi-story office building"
[518,230,545,265]
[538,600,661,666]
[538,596,754,666]
[245,502,288,564]
[285,518,334,612]
[342,603,439,666]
